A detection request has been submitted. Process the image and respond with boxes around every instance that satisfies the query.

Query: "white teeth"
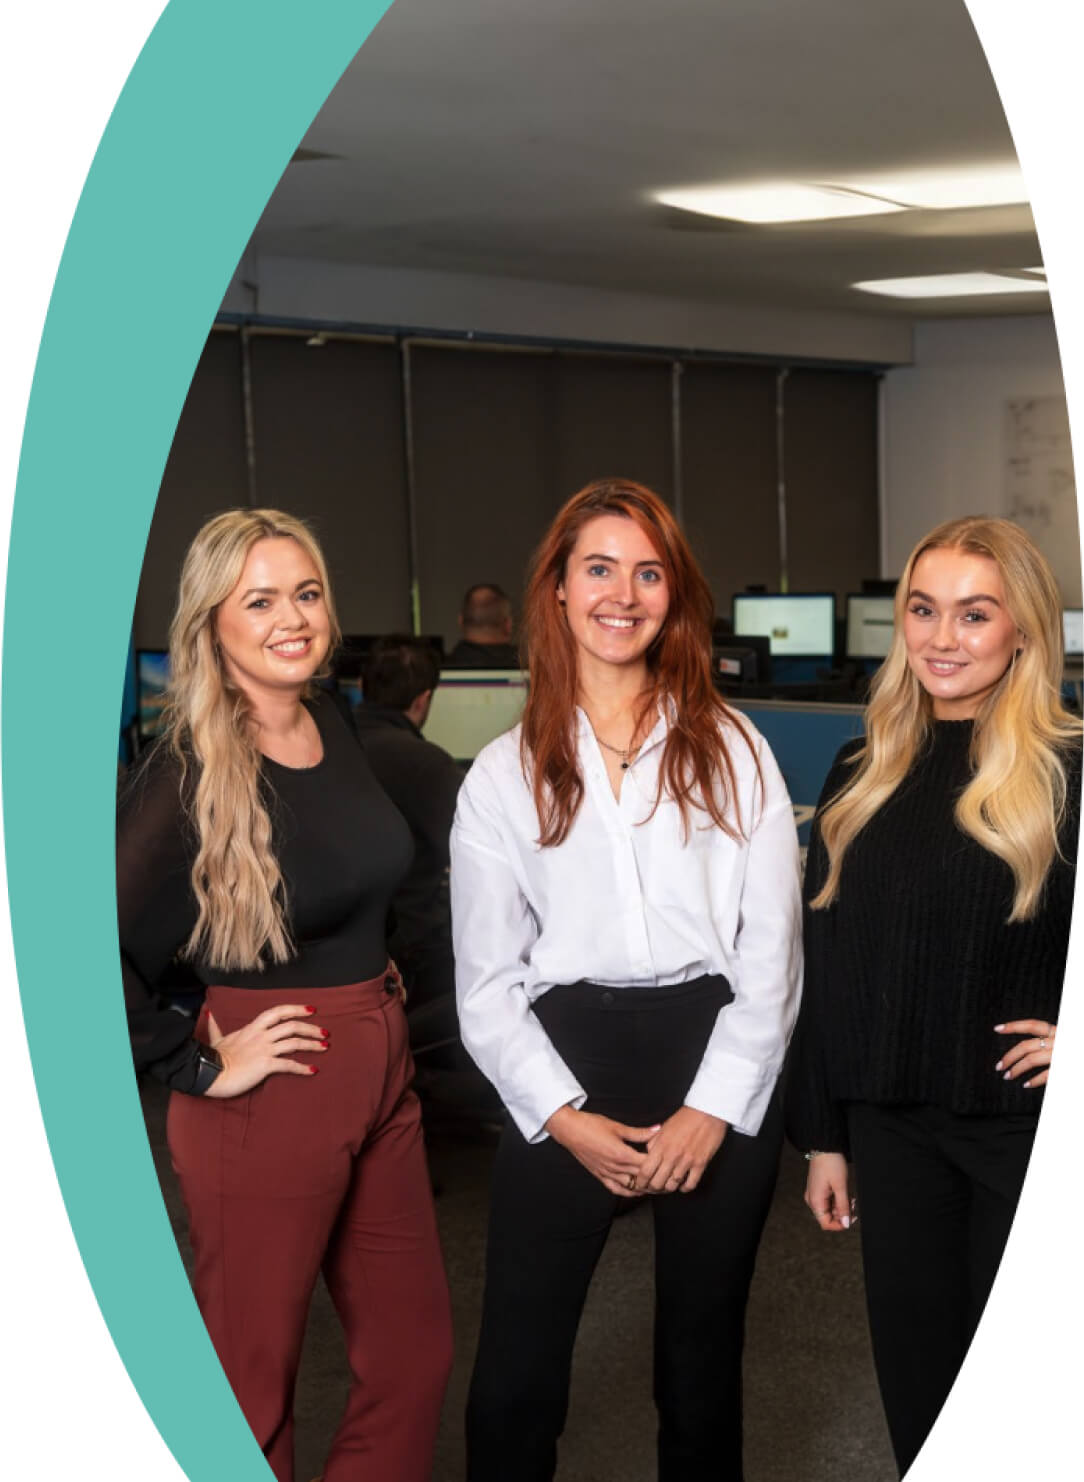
[596,616,637,629]
[272,640,308,654]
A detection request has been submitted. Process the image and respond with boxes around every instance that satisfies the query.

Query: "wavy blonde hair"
[811,516,1080,921]
[162,508,340,970]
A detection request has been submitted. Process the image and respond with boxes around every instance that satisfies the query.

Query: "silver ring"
[1039,1037,1048,1049]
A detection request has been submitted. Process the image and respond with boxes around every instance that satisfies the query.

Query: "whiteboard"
[1004,396,1082,605]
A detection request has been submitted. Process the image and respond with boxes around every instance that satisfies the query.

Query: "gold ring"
[626,1174,636,1190]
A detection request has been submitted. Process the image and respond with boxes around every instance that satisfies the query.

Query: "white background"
[1,2,1081,1477]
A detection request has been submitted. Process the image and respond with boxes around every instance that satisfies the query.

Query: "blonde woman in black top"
[786,516,1080,1475]
[118,509,452,1482]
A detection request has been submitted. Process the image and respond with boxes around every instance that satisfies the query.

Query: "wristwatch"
[192,1043,224,1096]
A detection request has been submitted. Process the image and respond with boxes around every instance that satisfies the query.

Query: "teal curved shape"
[4,1,395,1476]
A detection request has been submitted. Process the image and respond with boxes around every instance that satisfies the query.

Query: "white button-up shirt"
[450,706,802,1143]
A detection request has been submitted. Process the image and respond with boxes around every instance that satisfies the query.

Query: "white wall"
[881,315,1081,604]
[223,249,915,367]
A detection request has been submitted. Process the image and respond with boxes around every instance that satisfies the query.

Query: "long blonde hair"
[162,508,340,970]
[811,516,1080,921]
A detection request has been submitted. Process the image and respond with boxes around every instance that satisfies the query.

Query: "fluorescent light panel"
[655,182,904,224]
[654,162,1028,224]
[844,163,1027,211]
[853,270,1048,299]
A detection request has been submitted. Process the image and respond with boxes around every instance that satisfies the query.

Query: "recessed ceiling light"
[654,162,1028,225]
[654,182,905,225]
[841,163,1028,211]
[853,270,1048,299]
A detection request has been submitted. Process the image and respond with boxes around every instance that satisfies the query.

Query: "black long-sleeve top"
[117,692,414,1094]
[785,720,1080,1156]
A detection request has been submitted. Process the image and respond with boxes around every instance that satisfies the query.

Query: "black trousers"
[847,1102,1038,1477]
[466,977,783,1482]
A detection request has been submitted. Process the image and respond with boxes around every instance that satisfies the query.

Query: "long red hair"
[520,478,758,846]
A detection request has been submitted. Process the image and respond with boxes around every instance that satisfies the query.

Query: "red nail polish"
[306,1005,317,1014]
[309,1065,319,1075]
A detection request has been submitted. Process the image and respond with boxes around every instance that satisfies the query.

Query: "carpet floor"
[141,1081,896,1481]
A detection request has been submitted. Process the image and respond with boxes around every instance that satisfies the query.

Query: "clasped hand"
[545,1104,728,1198]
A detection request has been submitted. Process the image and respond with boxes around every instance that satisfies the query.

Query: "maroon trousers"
[168,971,453,1482]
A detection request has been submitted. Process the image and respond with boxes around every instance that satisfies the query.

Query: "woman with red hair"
[450,478,802,1480]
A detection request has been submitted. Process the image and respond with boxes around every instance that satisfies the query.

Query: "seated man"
[446,582,520,668]
[356,636,464,1007]
[358,638,502,1123]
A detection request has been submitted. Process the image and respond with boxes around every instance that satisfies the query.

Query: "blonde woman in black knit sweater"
[786,516,1080,1477]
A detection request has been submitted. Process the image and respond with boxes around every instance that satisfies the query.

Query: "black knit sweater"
[785,720,1080,1156]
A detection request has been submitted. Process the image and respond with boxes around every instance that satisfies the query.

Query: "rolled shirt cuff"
[684,1051,782,1136]
[503,1065,589,1145]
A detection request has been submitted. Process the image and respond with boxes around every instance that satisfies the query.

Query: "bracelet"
[803,1149,834,1160]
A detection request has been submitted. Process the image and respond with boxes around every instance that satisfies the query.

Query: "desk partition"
[730,698,865,847]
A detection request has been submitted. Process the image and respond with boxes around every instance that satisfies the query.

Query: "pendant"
[621,760,629,770]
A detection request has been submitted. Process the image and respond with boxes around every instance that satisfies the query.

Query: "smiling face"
[555,513,670,680]
[214,536,332,702]
[903,546,1023,718]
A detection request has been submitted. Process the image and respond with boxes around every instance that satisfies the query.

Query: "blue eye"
[639,569,662,584]
[963,610,989,623]
[908,603,932,618]
[298,589,321,603]
[587,564,609,578]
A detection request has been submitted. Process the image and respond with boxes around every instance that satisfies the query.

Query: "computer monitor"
[845,594,897,660]
[1063,608,1083,658]
[422,669,528,761]
[136,649,171,745]
[732,593,835,660]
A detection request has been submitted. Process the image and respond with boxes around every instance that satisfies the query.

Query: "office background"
[136,326,882,650]
[126,4,1081,1480]
[135,309,1078,652]
[130,0,1081,649]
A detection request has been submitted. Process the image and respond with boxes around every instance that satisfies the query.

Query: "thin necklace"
[592,731,643,771]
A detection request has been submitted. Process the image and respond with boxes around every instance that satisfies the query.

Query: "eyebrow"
[239,579,322,600]
[581,552,664,567]
[909,588,1002,607]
